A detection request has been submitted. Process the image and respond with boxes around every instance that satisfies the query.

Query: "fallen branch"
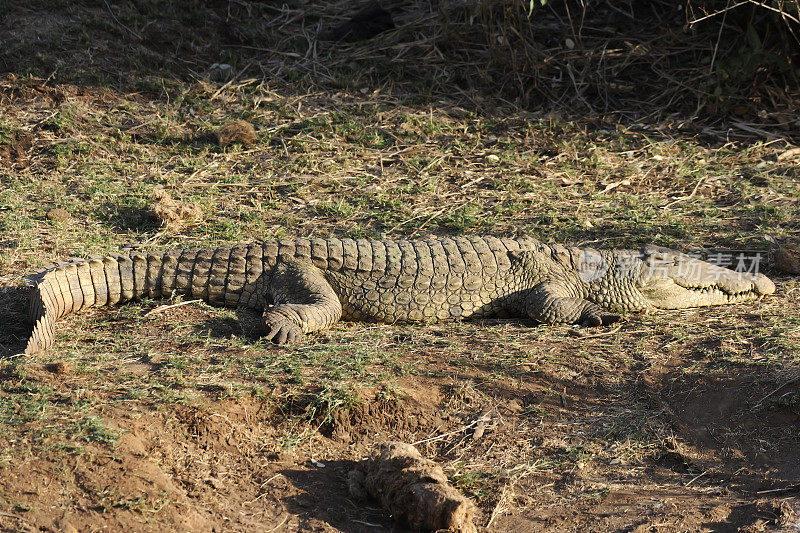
[143,299,202,318]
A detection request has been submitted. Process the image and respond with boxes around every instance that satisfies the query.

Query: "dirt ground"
[1,300,799,532]
[1,1,799,531]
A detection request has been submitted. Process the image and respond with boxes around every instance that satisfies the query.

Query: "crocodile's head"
[627,245,775,309]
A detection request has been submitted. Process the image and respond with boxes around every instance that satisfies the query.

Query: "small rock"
[472,419,486,440]
[349,442,477,533]
[774,244,800,275]
[217,119,257,148]
[46,208,71,222]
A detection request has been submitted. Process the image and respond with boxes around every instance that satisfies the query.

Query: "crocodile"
[22,236,775,354]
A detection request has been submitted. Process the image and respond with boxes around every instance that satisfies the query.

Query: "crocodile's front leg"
[263,259,343,344]
[526,282,621,327]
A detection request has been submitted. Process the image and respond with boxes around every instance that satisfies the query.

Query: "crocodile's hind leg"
[262,259,343,344]
[526,282,620,327]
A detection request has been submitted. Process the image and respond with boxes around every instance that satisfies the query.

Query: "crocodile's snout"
[633,245,776,309]
[753,273,776,295]
[705,270,775,298]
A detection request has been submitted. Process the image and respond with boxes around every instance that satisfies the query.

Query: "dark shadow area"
[702,499,800,531]
[1,0,797,138]
[95,202,161,233]
[197,306,269,341]
[198,315,243,340]
[280,460,408,532]
[0,286,32,357]
[649,368,800,489]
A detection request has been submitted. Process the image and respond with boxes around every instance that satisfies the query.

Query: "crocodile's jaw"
[638,275,774,309]
[632,245,775,309]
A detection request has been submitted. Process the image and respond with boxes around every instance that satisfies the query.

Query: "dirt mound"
[0,129,32,168]
[324,384,442,443]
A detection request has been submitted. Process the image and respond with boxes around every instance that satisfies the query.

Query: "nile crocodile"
[22,236,775,354]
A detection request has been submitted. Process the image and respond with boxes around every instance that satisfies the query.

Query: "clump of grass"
[72,416,119,444]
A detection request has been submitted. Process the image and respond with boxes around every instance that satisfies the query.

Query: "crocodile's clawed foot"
[264,320,303,344]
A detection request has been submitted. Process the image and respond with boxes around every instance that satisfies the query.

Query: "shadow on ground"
[280,460,410,532]
[0,286,31,357]
[2,0,797,140]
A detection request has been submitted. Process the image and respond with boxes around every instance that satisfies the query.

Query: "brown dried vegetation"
[150,188,203,230]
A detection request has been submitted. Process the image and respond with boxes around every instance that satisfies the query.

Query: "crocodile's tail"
[24,246,256,355]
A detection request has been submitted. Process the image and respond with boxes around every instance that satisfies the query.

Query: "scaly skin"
[22,237,776,354]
